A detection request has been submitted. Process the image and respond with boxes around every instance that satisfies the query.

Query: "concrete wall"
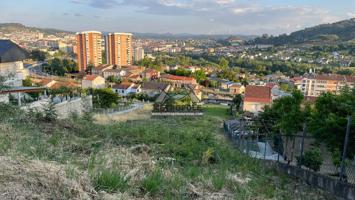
[266,161,355,200]
[22,95,93,119]
[0,94,9,103]
[54,96,93,119]
[243,101,269,114]
[0,61,28,87]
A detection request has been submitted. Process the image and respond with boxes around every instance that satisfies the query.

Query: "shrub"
[211,171,226,191]
[92,169,129,193]
[297,147,323,171]
[42,103,58,122]
[141,170,164,195]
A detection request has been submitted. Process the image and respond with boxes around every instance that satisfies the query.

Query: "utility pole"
[340,116,352,182]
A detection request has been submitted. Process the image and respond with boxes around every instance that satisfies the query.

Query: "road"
[24,61,49,77]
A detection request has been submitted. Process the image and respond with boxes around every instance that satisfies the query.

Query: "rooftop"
[112,82,133,89]
[244,85,271,103]
[0,39,28,63]
[161,74,195,81]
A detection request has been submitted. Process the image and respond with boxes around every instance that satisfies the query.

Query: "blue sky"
[0,0,354,35]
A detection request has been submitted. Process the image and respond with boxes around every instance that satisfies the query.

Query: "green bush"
[211,171,226,191]
[92,169,129,193]
[141,170,164,195]
[297,147,323,171]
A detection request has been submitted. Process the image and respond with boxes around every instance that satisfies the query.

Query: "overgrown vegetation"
[0,104,329,199]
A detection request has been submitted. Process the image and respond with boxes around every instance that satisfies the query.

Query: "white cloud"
[347,12,355,18]
[68,0,340,34]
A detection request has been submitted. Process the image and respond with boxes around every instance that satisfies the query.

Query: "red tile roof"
[244,85,271,103]
[304,74,355,82]
[265,82,277,88]
[161,74,195,81]
[84,75,99,81]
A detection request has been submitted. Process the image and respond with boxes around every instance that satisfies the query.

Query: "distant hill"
[253,18,355,45]
[132,32,257,41]
[0,23,256,41]
[0,23,73,36]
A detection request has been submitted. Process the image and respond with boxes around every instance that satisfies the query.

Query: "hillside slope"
[253,18,355,45]
[0,104,332,199]
[0,23,73,36]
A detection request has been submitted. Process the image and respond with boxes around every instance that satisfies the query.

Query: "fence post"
[298,123,306,167]
[264,135,267,160]
[340,116,352,182]
[277,136,280,162]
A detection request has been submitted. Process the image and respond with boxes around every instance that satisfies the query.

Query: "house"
[112,82,141,96]
[0,40,29,87]
[92,64,114,76]
[0,39,28,63]
[229,83,245,95]
[51,81,79,89]
[122,65,145,75]
[220,81,234,90]
[141,81,170,97]
[243,85,272,114]
[82,75,106,89]
[128,74,142,82]
[142,68,160,80]
[160,74,197,86]
[188,84,203,100]
[102,69,127,79]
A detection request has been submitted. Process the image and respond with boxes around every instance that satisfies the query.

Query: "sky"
[0,0,354,35]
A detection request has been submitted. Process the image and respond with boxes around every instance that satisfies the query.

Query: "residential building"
[243,85,272,114]
[112,82,141,96]
[92,64,114,76]
[134,47,145,62]
[128,74,142,82]
[0,40,29,87]
[76,31,102,72]
[299,74,355,97]
[106,33,133,67]
[102,69,128,79]
[142,68,160,80]
[160,74,197,86]
[122,65,145,75]
[81,75,106,89]
[229,83,245,95]
[141,82,170,97]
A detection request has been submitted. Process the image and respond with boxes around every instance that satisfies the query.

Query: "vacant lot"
[0,103,331,199]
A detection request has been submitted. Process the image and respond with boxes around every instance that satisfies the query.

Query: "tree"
[260,90,305,162]
[193,70,206,83]
[92,88,120,108]
[233,94,243,111]
[86,63,94,75]
[106,76,121,84]
[22,77,33,87]
[30,50,47,61]
[308,87,355,160]
[102,50,107,64]
[297,147,323,171]
[218,57,229,70]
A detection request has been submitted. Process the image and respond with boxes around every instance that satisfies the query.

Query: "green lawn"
[203,104,231,119]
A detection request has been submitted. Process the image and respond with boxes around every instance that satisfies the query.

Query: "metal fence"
[93,103,138,114]
[224,118,355,185]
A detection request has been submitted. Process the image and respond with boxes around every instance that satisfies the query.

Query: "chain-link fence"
[224,119,355,185]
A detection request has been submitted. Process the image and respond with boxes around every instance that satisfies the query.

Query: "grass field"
[0,103,330,199]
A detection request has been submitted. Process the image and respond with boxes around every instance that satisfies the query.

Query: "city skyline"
[0,0,354,35]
